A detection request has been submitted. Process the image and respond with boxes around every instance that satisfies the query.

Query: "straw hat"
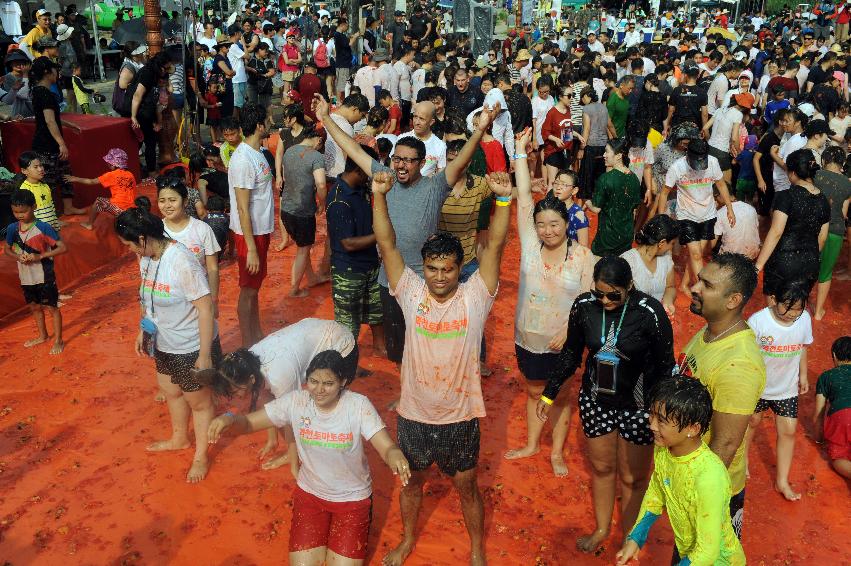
[515,48,532,62]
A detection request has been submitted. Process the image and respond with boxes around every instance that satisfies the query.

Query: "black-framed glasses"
[390,156,421,164]
[591,288,624,302]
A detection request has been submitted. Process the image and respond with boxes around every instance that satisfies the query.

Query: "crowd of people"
[4,1,851,565]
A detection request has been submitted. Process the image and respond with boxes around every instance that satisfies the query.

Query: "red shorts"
[233,232,271,289]
[289,486,372,559]
[824,407,851,461]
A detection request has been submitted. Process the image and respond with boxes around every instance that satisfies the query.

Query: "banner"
[521,0,533,25]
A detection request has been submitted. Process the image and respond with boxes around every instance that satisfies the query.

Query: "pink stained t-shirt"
[391,266,496,425]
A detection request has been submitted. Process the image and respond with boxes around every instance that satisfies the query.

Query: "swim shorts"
[754,396,798,419]
[289,486,372,559]
[155,337,223,393]
[234,232,271,289]
[578,388,654,445]
[397,415,480,476]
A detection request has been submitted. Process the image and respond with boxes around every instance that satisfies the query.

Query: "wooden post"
[143,0,177,166]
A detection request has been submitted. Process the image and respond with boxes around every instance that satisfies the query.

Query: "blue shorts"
[233,82,247,108]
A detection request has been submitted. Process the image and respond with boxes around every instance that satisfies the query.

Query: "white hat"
[56,24,74,42]
[131,44,149,56]
[798,102,816,117]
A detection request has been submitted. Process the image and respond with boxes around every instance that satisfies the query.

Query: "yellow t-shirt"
[680,327,766,495]
[22,27,49,59]
[21,180,59,231]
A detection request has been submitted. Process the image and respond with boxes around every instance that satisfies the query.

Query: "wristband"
[513,153,528,160]
[223,411,236,418]
[540,395,554,406]
[495,195,511,202]
[495,200,511,207]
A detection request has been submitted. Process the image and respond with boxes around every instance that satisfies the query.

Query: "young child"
[712,187,761,259]
[814,336,851,480]
[64,148,136,230]
[4,189,68,354]
[745,280,812,501]
[19,152,60,232]
[616,376,745,566]
[203,194,229,259]
[548,169,590,247]
[733,134,758,203]
[378,89,402,136]
[71,63,104,114]
[204,81,224,143]
[764,84,790,128]
[218,117,243,168]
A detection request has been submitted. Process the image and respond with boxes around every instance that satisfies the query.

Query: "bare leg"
[744,412,762,478]
[81,206,97,230]
[832,458,851,479]
[289,245,314,297]
[684,241,705,294]
[503,381,545,460]
[382,470,425,566]
[237,287,260,347]
[326,549,364,565]
[47,306,64,354]
[25,304,49,347]
[815,280,831,320]
[616,436,653,537]
[370,324,387,358]
[577,431,618,553]
[147,372,191,452]
[250,291,264,346]
[276,215,291,251]
[774,415,801,501]
[317,240,332,280]
[451,467,486,566]
[183,387,215,483]
[62,197,86,215]
[290,546,327,566]
[549,391,572,478]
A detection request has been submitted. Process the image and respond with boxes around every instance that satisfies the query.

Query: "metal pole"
[89,0,105,80]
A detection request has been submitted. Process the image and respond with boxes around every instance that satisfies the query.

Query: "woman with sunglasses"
[537,255,674,554]
[541,84,585,192]
[505,129,595,477]
[114,204,220,483]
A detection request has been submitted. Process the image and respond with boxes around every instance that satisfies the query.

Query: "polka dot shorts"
[754,396,798,419]
[578,389,654,445]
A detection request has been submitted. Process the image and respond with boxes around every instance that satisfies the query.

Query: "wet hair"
[420,231,464,267]
[206,194,226,212]
[626,119,650,149]
[607,137,630,168]
[156,175,189,200]
[197,349,264,410]
[443,112,469,137]
[711,252,758,306]
[377,137,393,161]
[18,150,41,170]
[446,138,466,155]
[579,85,598,103]
[377,88,392,101]
[10,188,36,208]
[114,206,167,243]
[220,116,239,132]
[395,136,426,160]
[306,350,353,388]
[134,195,151,211]
[592,255,633,290]
[366,105,389,129]
[822,145,846,167]
[28,56,59,83]
[122,40,141,59]
[771,279,810,309]
[832,336,851,362]
[635,215,680,246]
[553,169,577,186]
[785,148,820,180]
[533,193,571,228]
[239,103,268,136]
[649,376,713,435]
[282,103,306,125]
[342,93,370,113]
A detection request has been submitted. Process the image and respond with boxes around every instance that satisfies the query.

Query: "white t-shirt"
[664,155,723,223]
[197,35,218,52]
[0,1,23,36]
[714,200,761,259]
[773,132,806,193]
[532,95,555,146]
[228,42,248,84]
[139,243,215,354]
[829,115,851,147]
[324,113,355,178]
[265,389,385,502]
[228,143,275,235]
[628,142,655,183]
[620,248,673,302]
[411,68,427,102]
[250,319,356,398]
[708,106,744,153]
[396,131,447,177]
[747,307,813,400]
[165,217,221,267]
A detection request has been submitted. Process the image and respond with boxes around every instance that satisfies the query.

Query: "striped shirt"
[438,175,492,265]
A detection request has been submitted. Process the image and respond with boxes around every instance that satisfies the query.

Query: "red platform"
[1,113,142,210]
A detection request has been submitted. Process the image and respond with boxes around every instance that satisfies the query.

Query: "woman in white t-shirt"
[197,318,357,473]
[620,215,678,315]
[208,350,409,565]
[703,92,752,183]
[115,206,219,484]
[505,130,594,477]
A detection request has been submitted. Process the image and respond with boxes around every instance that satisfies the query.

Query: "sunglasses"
[591,288,624,302]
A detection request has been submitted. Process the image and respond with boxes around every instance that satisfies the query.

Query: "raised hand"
[313,93,330,119]
[484,171,512,197]
[372,170,395,195]
[476,102,502,132]
[515,127,532,154]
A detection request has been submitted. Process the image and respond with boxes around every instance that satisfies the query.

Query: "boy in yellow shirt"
[19,151,60,232]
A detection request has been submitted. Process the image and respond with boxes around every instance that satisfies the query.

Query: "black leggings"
[139,119,158,175]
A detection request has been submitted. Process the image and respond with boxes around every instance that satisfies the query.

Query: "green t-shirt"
[816,365,851,415]
[606,90,630,138]
[591,169,641,256]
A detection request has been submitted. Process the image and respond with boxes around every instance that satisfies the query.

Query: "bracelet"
[513,153,528,160]
[495,195,511,202]
[495,200,511,207]
[223,411,236,418]
[540,395,554,406]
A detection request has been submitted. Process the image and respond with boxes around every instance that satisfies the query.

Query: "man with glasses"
[623,20,642,48]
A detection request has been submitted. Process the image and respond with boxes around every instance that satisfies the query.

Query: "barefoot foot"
[577,529,609,553]
[186,457,209,483]
[50,340,65,355]
[775,482,801,501]
[503,445,540,460]
[80,222,94,230]
[24,336,49,348]
[154,390,166,403]
[383,538,415,566]
[815,308,826,321]
[480,365,493,377]
[307,274,331,287]
[470,550,487,566]
[261,453,290,470]
[146,439,191,452]
[288,288,309,298]
[550,453,569,477]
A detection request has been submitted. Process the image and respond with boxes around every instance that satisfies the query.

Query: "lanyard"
[140,249,164,317]
[600,298,629,347]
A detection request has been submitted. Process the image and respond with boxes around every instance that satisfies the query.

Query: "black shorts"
[281,211,317,247]
[22,282,59,307]
[397,415,480,476]
[678,218,717,245]
[515,344,561,381]
[379,284,406,364]
[755,396,798,418]
[544,150,571,170]
[155,337,223,393]
[708,145,732,171]
[578,389,654,445]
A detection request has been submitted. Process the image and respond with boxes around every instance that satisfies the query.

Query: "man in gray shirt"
[315,93,502,365]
